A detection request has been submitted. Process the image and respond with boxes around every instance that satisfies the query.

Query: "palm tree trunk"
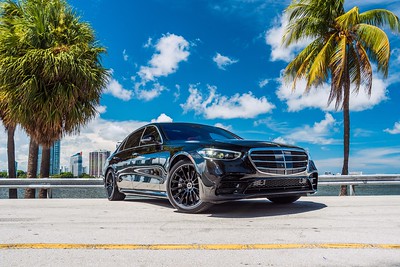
[7,125,17,199]
[38,146,51,198]
[340,76,350,196]
[25,138,38,198]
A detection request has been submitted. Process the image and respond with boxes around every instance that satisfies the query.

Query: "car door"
[114,128,145,189]
[130,126,166,192]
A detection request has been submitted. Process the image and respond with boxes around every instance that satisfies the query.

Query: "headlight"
[198,148,241,160]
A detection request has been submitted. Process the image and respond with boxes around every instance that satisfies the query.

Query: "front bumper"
[196,156,318,203]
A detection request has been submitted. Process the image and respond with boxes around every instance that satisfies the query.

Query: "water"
[1,185,399,199]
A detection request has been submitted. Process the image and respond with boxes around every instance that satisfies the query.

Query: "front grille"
[249,148,308,175]
[249,178,308,188]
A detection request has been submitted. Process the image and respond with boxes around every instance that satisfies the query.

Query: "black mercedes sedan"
[104,122,318,213]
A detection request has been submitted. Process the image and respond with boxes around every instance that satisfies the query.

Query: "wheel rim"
[169,164,201,209]
[105,172,114,197]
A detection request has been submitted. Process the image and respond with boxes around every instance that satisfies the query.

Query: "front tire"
[267,196,300,204]
[167,159,212,213]
[105,170,125,201]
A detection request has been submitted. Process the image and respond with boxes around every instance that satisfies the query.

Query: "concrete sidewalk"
[1,196,399,266]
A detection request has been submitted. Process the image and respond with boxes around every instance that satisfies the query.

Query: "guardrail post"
[47,188,53,199]
[349,185,355,196]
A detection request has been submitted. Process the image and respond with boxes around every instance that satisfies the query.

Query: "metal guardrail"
[319,174,400,185]
[0,178,104,198]
[0,175,399,198]
[319,174,400,195]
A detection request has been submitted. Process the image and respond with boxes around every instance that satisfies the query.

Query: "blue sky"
[1,0,400,174]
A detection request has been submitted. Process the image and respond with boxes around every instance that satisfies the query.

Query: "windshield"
[160,124,241,141]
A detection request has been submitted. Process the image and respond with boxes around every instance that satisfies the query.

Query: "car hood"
[169,139,303,151]
[212,139,302,150]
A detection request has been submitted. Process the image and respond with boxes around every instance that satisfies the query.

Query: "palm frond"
[356,23,390,77]
[360,9,400,32]
[306,33,337,90]
[329,36,348,108]
[284,38,323,89]
[336,6,360,30]
[355,42,373,96]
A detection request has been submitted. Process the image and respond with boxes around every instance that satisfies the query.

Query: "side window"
[140,126,162,145]
[123,129,144,150]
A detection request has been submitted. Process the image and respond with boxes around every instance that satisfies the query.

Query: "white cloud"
[258,79,269,88]
[214,123,233,131]
[316,146,400,174]
[353,128,373,137]
[213,53,239,70]
[126,33,191,102]
[274,113,338,145]
[96,105,107,114]
[384,122,400,134]
[272,136,288,144]
[276,77,388,112]
[254,117,289,132]
[106,33,191,102]
[138,33,190,82]
[265,14,310,62]
[135,82,167,101]
[0,116,148,172]
[104,78,134,101]
[151,113,173,123]
[122,49,129,61]
[181,84,275,119]
[144,37,153,48]
[174,84,181,101]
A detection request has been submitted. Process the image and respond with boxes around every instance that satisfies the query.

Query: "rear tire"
[167,159,212,213]
[267,196,300,204]
[105,170,125,201]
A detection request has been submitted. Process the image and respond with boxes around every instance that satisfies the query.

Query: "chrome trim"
[248,147,308,176]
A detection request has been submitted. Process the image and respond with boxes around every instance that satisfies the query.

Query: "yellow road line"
[0,243,399,250]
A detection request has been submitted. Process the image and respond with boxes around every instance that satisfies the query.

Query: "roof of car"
[150,122,214,127]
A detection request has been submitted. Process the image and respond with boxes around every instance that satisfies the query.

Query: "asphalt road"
[1,196,399,266]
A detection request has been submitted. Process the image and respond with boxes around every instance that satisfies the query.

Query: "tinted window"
[140,126,162,145]
[123,129,144,150]
[160,124,241,141]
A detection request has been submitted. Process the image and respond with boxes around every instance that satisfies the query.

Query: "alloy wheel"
[169,163,201,209]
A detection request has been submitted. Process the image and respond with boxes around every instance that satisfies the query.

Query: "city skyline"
[1,0,400,174]
[70,152,83,177]
[89,150,111,177]
[37,141,61,176]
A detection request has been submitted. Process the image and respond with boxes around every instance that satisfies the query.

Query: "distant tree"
[283,0,400,195]
[79,173,95,178]
[0,171,8,177]
[51,172,74,178]
[0,0,108,197]
[17,170,26,178]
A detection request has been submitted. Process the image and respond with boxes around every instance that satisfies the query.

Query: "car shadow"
[124,197,174,209]
[124,197,327,218]
[206,199,327,218]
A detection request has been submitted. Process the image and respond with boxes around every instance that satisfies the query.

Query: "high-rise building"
[70,152,83,177]
[37,140,61,176]
[89,150,111,177]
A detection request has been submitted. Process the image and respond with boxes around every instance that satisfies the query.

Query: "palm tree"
[0,0,108,197]
[0,93,17,198]
[282,0,400,195]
